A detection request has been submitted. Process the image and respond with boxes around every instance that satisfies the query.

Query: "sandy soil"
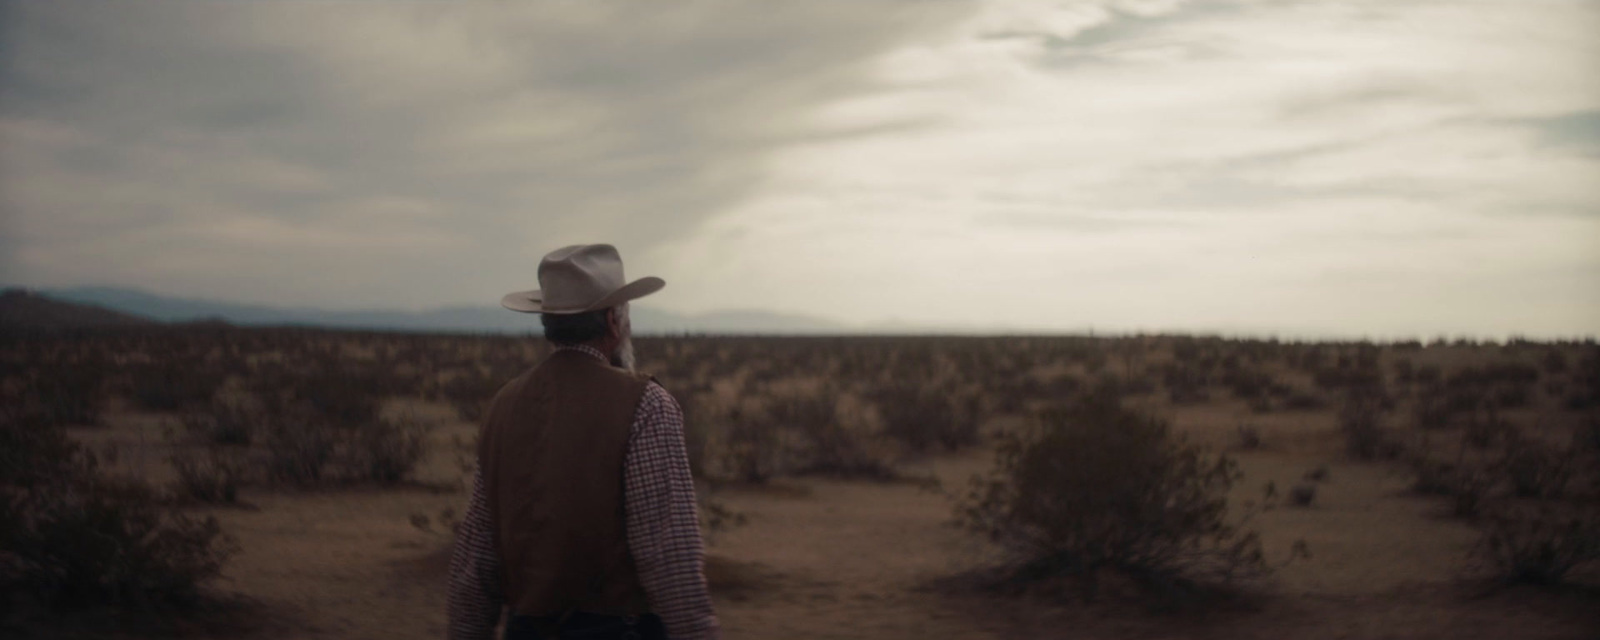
[64,399,1600,640]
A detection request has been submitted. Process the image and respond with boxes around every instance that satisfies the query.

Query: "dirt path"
[708,456,996,639]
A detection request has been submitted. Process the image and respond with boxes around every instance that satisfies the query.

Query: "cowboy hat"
[501,244,664,314]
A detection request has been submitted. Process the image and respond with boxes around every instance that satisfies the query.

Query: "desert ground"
[6,329,1599,639]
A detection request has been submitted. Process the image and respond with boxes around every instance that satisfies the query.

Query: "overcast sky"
[2,1,1597,338]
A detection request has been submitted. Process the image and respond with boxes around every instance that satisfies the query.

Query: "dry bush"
[260,407,338,486]
[1566,349,1600,410]
[440,370,502,424]
[716,406,791,485]
[127,360,223,412]
[1499,436,1576,499]
[675,391,711,479]
[958,392,1269,600]
[1338,389,1393,460]
[168,446,250,504]
[1410,385,1455,431]
[1473,504,1600,585]
[1220,368,1275,402]
[1462,404,1511,450]
[772,389,896,480]
[259,407,434,486]
[179,397,260,447]
[1542,349,1568,374]
[1449,466,1496,519]
[348,414,433,485]
[1283,391,1325,411]
[1312,366,1383,393]
[1235,424,1262,451]
[0,406,234,611]
[1409,456,1461,496]
[873,383,983,453]
[1288,482,1316,507]
[24,365,105,427]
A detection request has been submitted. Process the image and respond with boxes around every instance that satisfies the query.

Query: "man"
[448,244,720,640]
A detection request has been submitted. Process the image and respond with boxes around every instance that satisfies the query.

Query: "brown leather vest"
[478,349,652,617]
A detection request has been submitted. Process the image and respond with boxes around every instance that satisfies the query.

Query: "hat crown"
[501,243,662,315]
[536,244,626,312]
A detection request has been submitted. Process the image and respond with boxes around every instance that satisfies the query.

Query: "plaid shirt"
[447,345,720,640]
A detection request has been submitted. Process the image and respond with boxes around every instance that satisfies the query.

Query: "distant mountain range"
[0,288,155,329]
[15,286,859,335]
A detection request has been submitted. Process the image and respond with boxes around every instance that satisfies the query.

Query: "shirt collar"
[554,344,609,364]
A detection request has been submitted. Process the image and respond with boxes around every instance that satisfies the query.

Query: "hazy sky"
[2,1,1597,338]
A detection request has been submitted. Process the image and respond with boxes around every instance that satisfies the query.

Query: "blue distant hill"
[33,286,856,335]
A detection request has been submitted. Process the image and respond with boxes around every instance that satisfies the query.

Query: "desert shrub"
[1582,417,1600,455]
[1410,386,1454,431]
[1393,358,1415,384]
[348,415,433,485]
[1221,369,1274,401]
[1283,391,1325,411]
[1338,390,1391,460]
[1474,505,1600,585]
[178,397,259,447]
[874,383,983,453]
[1462,405,1510,450]
[1247,395,1273,414]
[0,406,78,489]
[773,389,896,480]
[958,393,1268,599]
[127,361,223,412]
[260,409,337,485]
[1542,349,1568,374]
[1312,366,1383,392]
[1235,425,1262,450]
[716,407,790,484]
[0,408,234,610]
[676,392,711,478]
[1492,384,1531,409]
[1161,363,1210,405]
[168,446,250,504]
[440,371,503,424]
[1565,351,1600,409]
[260,369,385,428]
[1499,437,1575,499]
[1450,465,1495,519]
[25,366,105,426]
[1409,456,1461,496]
[1288,482,1316,507]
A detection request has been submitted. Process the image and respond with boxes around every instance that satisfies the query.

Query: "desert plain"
[6,327,1599,639]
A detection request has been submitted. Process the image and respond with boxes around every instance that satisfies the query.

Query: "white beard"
[611,336,636,372]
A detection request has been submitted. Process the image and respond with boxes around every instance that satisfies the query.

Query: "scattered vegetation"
[958,391,1270,601]
[0,403,235,613]
[1338,388,1393,460]
[1473,505,1600,585]
[4,323,1596,615]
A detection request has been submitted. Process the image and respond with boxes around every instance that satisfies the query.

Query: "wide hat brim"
[500,276,664,314]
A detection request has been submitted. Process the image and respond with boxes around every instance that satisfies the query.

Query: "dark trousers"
[504,612,667,640]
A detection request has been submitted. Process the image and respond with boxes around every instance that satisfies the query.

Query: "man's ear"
[605,307,623,340]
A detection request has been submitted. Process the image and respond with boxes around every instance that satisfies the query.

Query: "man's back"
[448,345,720,640]
[478,349,651,618]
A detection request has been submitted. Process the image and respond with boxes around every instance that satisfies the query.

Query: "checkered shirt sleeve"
[623,381,720,639]
[447,347,720,640]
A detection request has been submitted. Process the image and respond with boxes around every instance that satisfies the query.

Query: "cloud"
[0,1,970,308]
[651,0,1600,337]
[2,0,1595,337]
